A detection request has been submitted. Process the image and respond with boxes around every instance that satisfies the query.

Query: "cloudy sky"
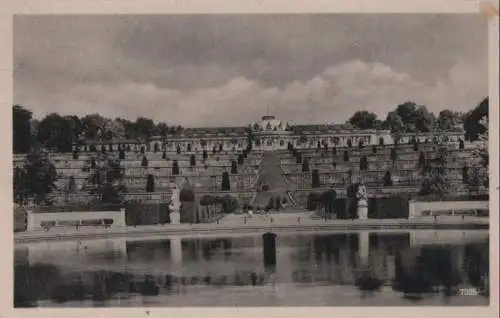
[14,14,488,127]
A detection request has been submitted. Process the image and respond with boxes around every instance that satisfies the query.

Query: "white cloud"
[17,59,487,127]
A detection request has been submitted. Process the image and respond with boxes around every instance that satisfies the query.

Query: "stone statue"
[356,182,368,220]
[169,184,181,224]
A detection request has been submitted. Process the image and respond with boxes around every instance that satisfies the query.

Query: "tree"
[419,147,449,199]
[385,102,436,133]
[83,153,126,204]
[332,147,337,156]
[13,105,33,154]
[348,111,379,129]
[190,154,196,167]
[81,113,108,140]
[360,156,368,171]
[221,172,231,191]
[347,139,353,148]
[464,97,488,141]
[436,109,459,131]
[379,137,384,146]
[459,139,465,150]
[372,145,377,154]
[177,144,181,154]
[172,160,180,175]
[36,113,74,152]
[343,150,350,162]
[16,149,58,204]
[384,111,405,133]
[302,158,310,172]
[237,154,244,165]
[230,160,238,174]
[311,169,320,188]
[146,174,155,193]
[133,117,156,140]
[119,148,125,160]
[203,150,208,161]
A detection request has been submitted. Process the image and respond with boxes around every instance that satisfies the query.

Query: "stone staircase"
[251,151,298,211]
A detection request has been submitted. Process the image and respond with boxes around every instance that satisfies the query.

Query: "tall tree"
[36,113,74,152]
[81,113,108,140]
[436,109,459,131]
[83,153,126,204]
[12,105,33,154]
[464,97,488,141]
[134,117,156,140]
[348,111,379,129]
[18,149,58,204]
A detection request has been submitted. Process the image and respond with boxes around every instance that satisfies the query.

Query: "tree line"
[13,107,185,154]
[346,99,488,139]
[13,98,488,155]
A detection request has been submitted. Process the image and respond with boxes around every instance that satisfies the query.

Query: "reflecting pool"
[14,230,489,307]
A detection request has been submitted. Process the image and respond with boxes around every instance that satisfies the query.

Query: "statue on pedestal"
[356,182,368,220]
[169,184,181,224]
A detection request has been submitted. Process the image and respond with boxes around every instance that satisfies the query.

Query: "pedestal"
[357,201,368,220]
[169,212,180,225]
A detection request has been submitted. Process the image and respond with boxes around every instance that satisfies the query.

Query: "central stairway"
[251,151,298,211]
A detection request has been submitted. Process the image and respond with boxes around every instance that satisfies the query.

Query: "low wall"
[408,200,489,218]
[27,209,126,231]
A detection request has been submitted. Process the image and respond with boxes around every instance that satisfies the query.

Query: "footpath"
[15,212,489,244]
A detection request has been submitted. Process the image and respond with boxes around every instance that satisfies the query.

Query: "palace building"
[72,115,465,153]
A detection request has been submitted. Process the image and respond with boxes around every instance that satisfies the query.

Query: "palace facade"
[72,115,465,153]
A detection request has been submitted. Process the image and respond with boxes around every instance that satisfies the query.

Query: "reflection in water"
[14,231,489,307]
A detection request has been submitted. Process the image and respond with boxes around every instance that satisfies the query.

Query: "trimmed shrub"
[459,139,464,150]
[162,151,166,160]
[221,172,231,191]
[190,154,196,167]
[295,152,302,164]
[372,145,377,154]
[119,149,125,160]
[418,151,426,168]
[332,147,337,156]
[343,150,350,162]
[177,145,181,154]
[146,174,155,193]
[72,150,79,159]
[462,166,469,184]
[368,195,410,219]
[203,150,208,160]
[306,192,321,211]
[230,161,238,174]
[390,147,397,162]
[172,160,179,175]
[379,137,384,146]
[126,145,131,152]
[360,156,368,171]
[141,156,148,168]
[187,144,192,152]
[274,196,281,210]
[154,143,160,153]
[237,154,244,165]
[311,169,320,188]
[383,171,393,186]
[140,146,145,154]
[302,158,310,172]
[347,139,353,148]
